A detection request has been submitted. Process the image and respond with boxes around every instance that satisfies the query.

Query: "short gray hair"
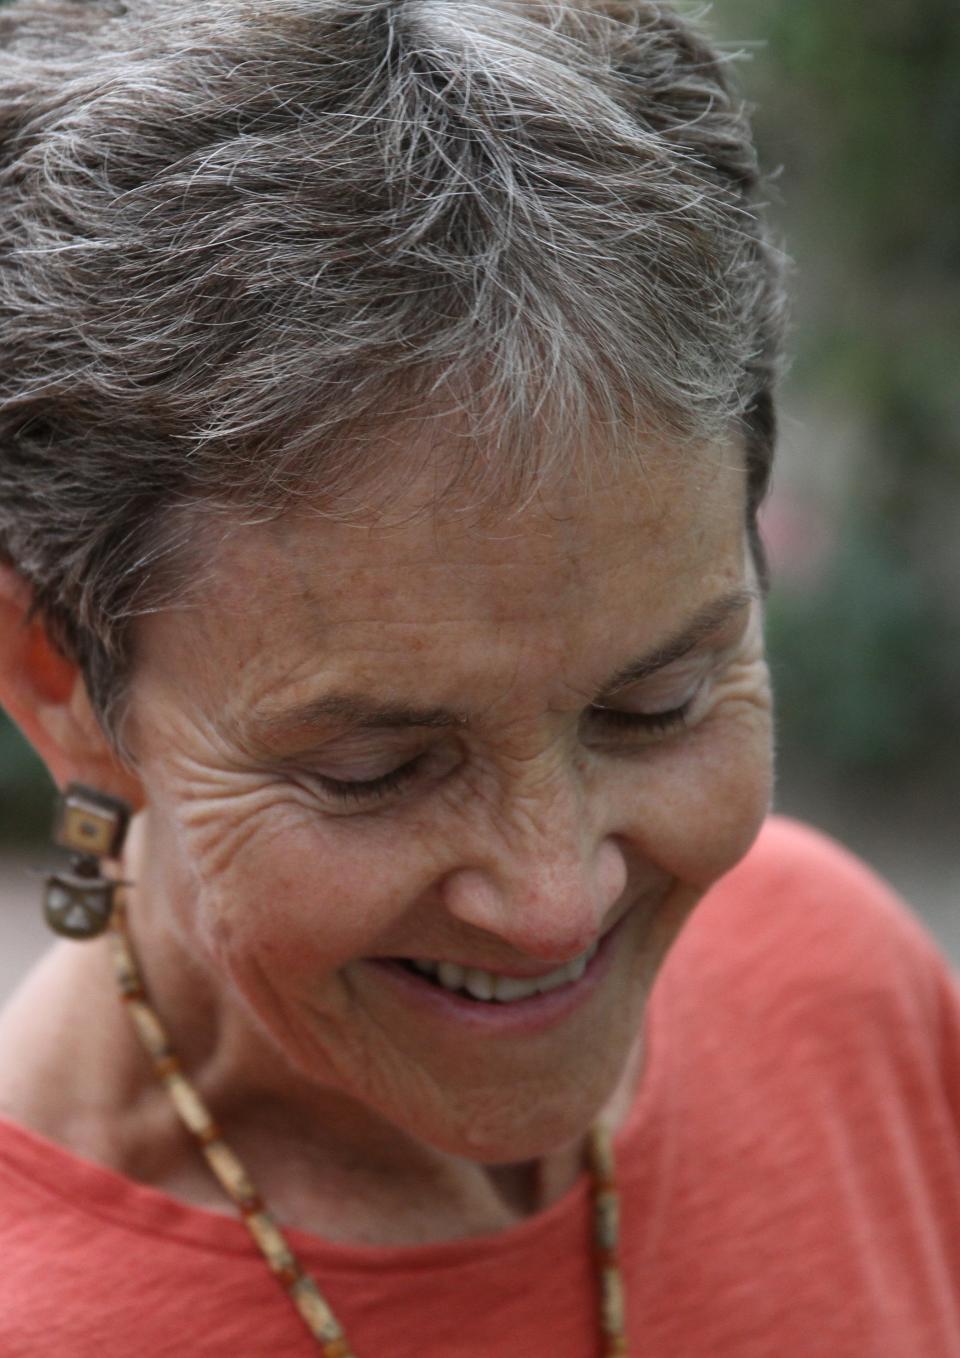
[0,0,785,731]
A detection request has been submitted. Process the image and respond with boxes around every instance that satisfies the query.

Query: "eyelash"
[586,700,693,735]
[310,702,693,805]
[312,755,426,804]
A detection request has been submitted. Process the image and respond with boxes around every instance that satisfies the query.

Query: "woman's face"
[124,440,772,1161]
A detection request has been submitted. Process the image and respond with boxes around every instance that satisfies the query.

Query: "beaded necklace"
[109,898,629,1356]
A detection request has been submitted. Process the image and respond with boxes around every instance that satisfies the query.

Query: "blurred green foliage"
[0,712,52,845]
[715,0,959,775]
[2,0,958,842]
[767,521,959,774]
[722,0,959,440]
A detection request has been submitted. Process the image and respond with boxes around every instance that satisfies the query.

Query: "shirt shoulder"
[683,813,949,987]
[625,836,960,1357]
[653,816,959,1083]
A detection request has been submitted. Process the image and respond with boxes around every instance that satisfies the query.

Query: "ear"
[0,565,144,810]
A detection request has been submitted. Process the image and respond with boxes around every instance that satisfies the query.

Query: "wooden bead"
[203,1139,258,1209]
[245,1209,298,1277]
[289,1275,345,1344]
[599,1265,625,1337]
[322,1340,353,1358]
[125,999,170,1059]
[164,1069,216,1139]
[111,926,141,988]
[594,1188,619,1252]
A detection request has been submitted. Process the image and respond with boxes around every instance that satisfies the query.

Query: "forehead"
[227,437,741,599]
[131,439,748,721]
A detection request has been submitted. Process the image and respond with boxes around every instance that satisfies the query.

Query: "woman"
[0,1,958,1354]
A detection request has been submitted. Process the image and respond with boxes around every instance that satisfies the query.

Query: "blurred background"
[2,0,959,996]
[716,0,960,957]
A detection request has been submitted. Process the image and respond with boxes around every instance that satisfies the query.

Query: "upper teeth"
[410,941,599,1003]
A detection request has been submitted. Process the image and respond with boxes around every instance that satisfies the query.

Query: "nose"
[439,782,628,964]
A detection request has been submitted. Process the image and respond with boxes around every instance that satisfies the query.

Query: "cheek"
[157,778,441,979]
[612,699,774,890]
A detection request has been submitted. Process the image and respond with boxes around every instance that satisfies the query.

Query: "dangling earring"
[43,783,131,940]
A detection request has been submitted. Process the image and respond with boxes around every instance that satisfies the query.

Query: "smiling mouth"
[391,941,601,1004]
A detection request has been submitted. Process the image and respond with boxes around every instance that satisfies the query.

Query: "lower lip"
[359,912,629,1036]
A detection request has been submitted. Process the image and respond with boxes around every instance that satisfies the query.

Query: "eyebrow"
[600,586,758,695]
[251,694,469,741]
[249,586,758,741]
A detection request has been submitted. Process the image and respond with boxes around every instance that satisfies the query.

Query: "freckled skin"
[115,440,772,1199]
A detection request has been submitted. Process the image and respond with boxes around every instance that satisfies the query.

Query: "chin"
[414,1045,639,1166]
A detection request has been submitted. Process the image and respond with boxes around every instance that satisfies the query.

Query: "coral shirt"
[2,818,960,1357]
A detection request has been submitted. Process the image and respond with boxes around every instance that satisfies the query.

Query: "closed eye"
[300,698,696,810]
[585,700,693,736]
[309,754,426,804]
